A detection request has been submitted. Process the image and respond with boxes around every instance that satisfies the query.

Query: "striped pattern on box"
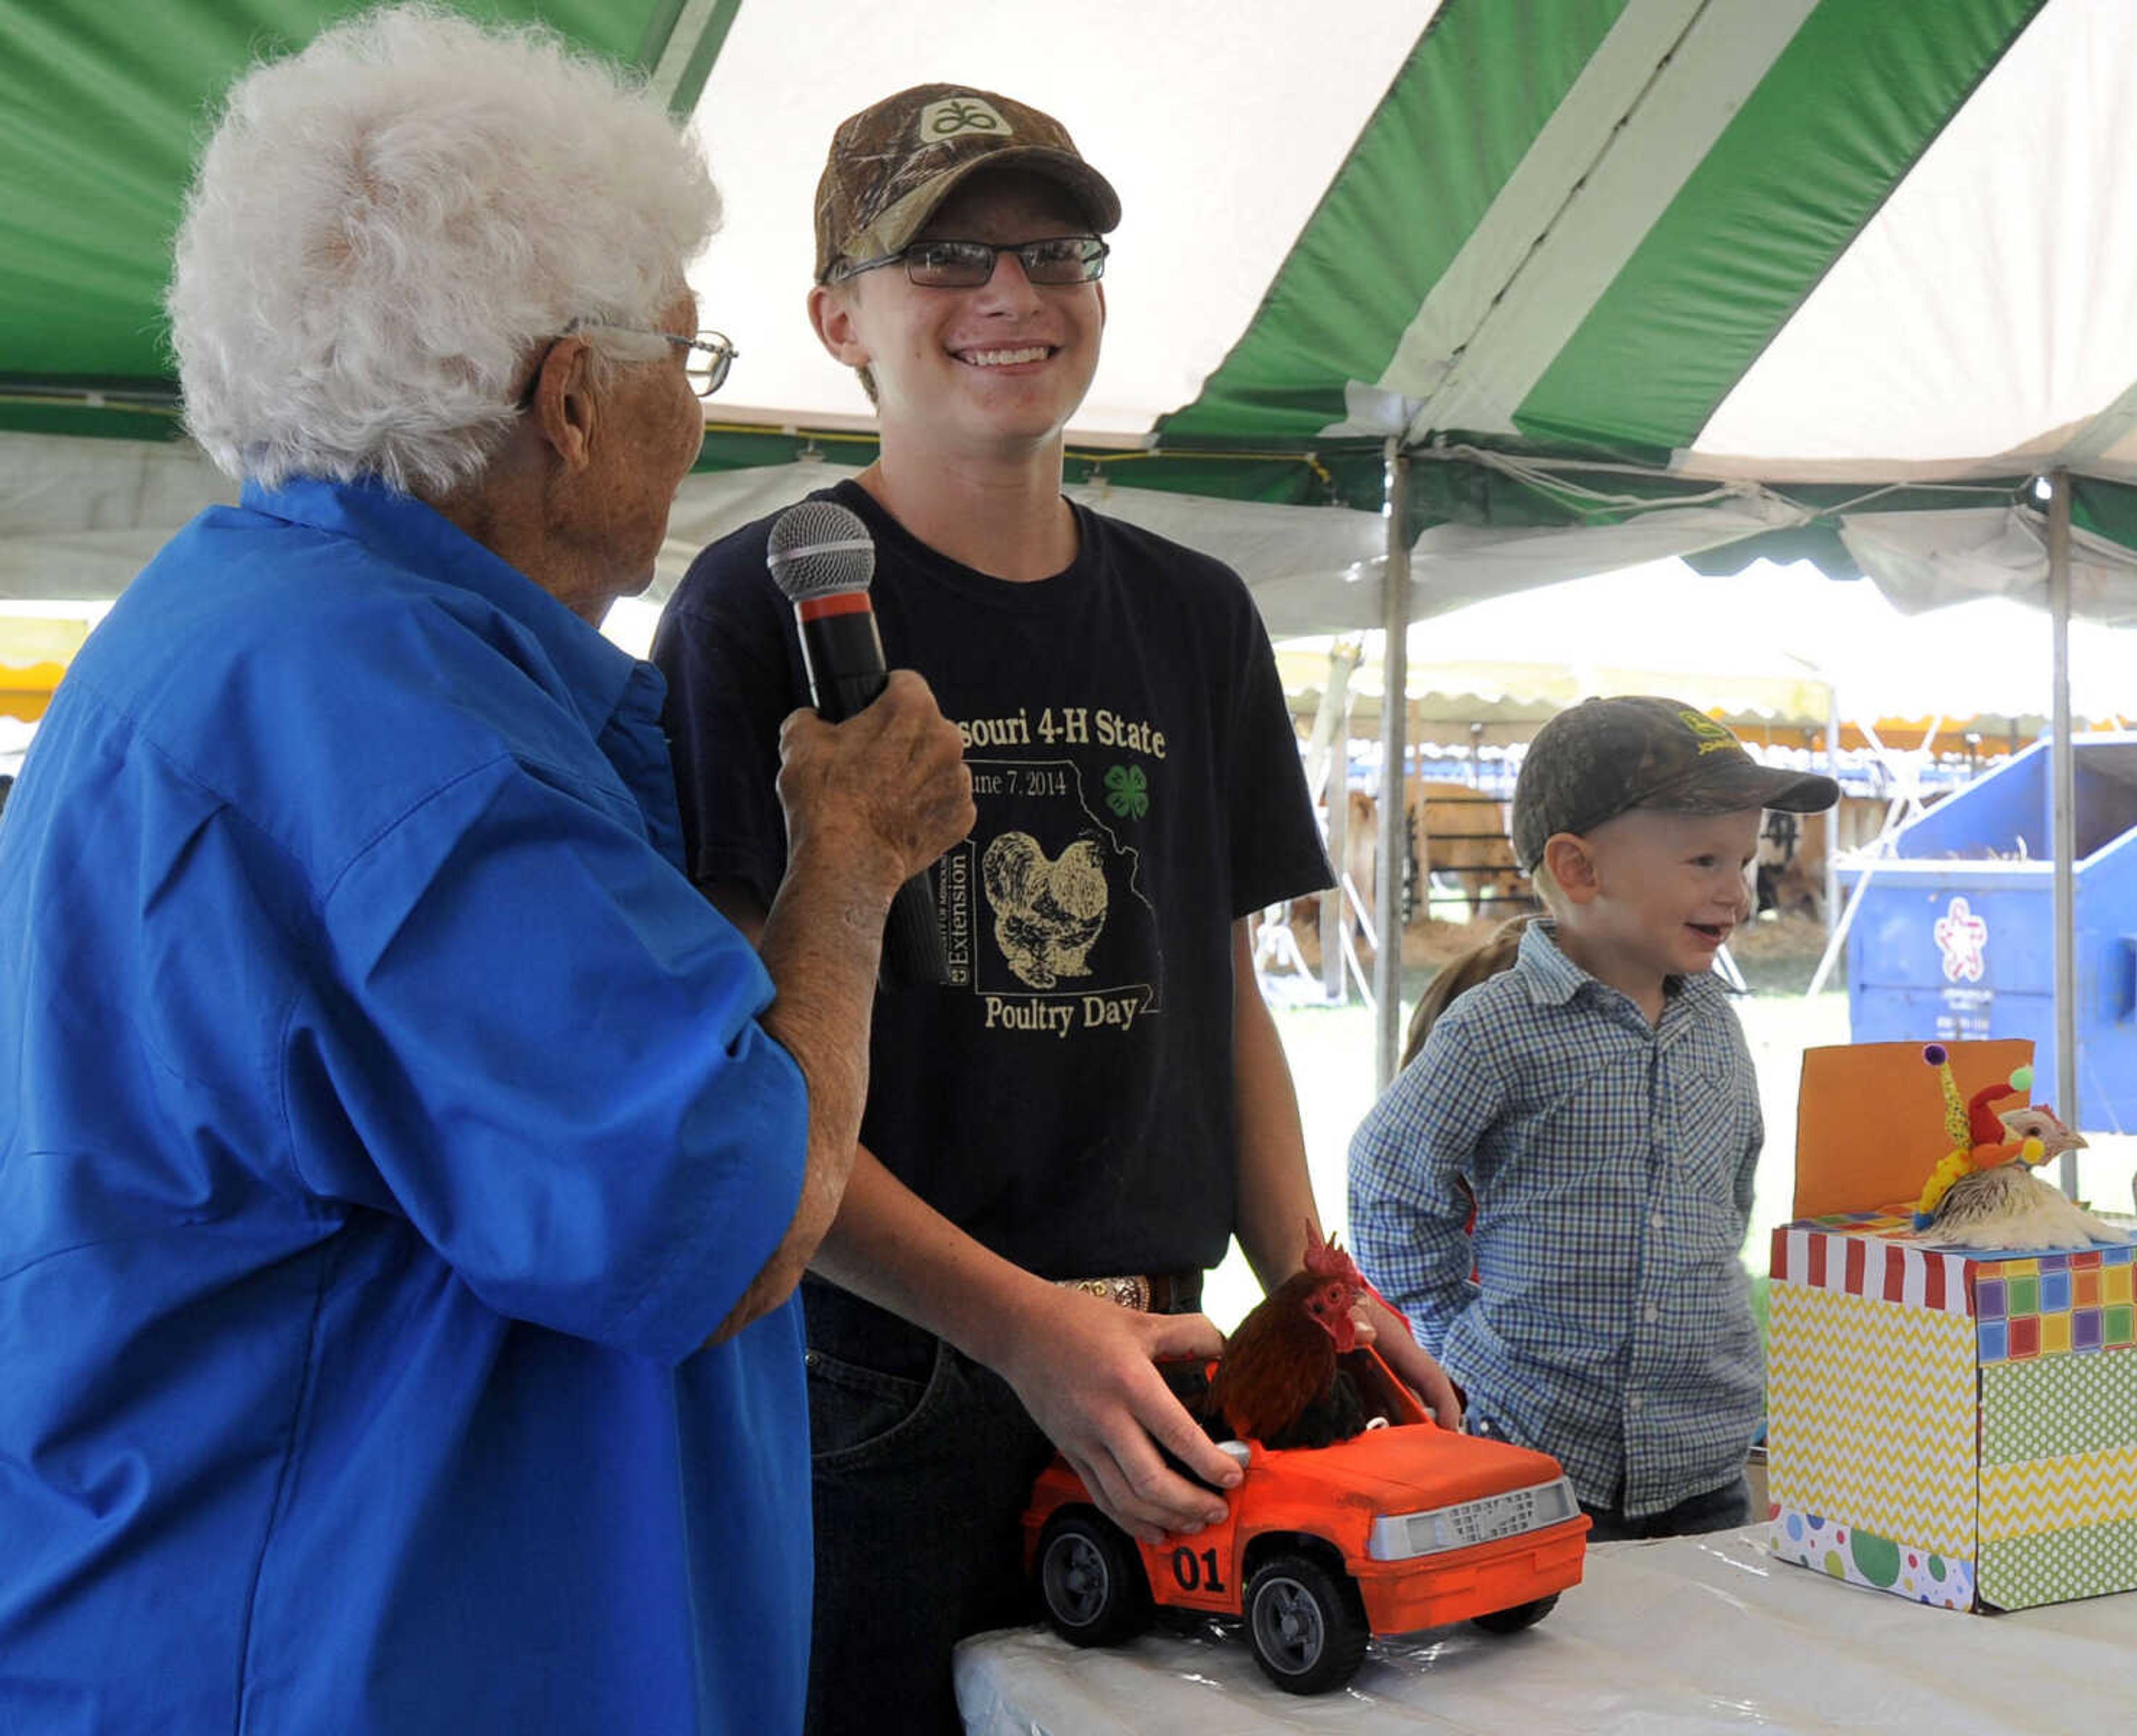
[1769,1216,1972,1317]
[1981,1445,2137,1541]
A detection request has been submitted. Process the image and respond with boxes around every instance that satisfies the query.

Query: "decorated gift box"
[1765,1039,2137,1611]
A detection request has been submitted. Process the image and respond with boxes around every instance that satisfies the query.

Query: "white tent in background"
[1281,559,1834,745]
[1301,560,2137,741]
[1277,562,2137,868]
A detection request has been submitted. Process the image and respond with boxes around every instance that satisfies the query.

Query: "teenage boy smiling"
[653,84,1455,1732]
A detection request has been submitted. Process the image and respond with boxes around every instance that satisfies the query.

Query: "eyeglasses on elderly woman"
[516,325,738,408]
[644,327,739,398]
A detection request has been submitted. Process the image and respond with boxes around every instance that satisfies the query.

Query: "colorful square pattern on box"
[1972,1246,2137,1364]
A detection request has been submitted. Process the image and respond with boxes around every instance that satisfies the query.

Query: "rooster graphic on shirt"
[937,754,1162,1030]
[982,832,1109,989]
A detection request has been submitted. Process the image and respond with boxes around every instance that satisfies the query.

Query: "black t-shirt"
[653,480,1330,1278]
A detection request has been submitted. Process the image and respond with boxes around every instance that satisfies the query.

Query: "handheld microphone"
[766,499,950,990]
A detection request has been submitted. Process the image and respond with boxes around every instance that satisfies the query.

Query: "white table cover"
[956,1527,2135,1733]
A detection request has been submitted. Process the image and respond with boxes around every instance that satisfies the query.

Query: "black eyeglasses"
[516,324,738,410]
[826,236,1109,289]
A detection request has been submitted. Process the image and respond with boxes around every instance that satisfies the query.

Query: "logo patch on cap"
[919,96,1010,142]
[1678,709,1740,755]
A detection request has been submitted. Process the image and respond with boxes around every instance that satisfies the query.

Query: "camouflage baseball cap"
[814,84,1121,282]
[1510,695,1839,871]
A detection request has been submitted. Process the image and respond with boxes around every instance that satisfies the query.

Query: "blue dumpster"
[1840,734,2137,1133]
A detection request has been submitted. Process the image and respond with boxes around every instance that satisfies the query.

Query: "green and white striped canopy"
[9,0,2137,630]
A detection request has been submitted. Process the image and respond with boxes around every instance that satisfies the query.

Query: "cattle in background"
[1292,783,1527,936]
[1755,810,1800,914]
[1758,807,1829,922]
[1341,788,1376,920]
[1409,780,1528,921]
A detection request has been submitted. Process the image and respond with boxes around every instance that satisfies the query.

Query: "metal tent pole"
[1375,440,1412,1093]
[1301,640,1361,805]
[2047,473,2081,1199]
[1824,690,1842,938]
[1306,643,1359,1006]
[1321,714,1349,1005]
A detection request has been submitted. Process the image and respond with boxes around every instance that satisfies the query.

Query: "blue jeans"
[801,1281,1056,1736]
[1580,1471,1752,1543]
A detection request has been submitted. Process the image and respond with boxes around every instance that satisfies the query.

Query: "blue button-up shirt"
[1349,921,1763,1518]
[0,479,812,1732]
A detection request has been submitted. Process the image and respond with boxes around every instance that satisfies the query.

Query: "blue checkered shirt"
[1348,922,1763,1518]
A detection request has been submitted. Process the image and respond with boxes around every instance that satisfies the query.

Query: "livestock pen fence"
[1400,785,1524,924]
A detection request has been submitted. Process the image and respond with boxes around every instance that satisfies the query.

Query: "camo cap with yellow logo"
[1510,694,1839,871]
[814,84,1121,282]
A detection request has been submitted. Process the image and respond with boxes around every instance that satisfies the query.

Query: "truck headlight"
[1366,1477,1580,1561]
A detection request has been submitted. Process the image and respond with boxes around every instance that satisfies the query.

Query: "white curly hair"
[168,4,720,494]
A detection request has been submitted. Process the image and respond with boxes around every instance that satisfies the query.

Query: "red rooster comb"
[1301,1224,1361,1286]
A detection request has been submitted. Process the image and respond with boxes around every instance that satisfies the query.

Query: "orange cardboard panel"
[1793,1039,2035,1221]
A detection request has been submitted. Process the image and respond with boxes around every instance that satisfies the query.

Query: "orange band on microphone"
[796,593,872,622]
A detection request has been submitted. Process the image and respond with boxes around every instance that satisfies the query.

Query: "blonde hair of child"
[1399,914,1538,1071]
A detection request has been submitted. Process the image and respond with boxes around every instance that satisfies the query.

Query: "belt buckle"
[1061,1274,1151,1312]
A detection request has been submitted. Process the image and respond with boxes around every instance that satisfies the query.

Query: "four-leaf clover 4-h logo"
[1104,764,1149,818]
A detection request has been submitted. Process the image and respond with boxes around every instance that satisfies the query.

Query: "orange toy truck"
[1022,1348,1589,1694]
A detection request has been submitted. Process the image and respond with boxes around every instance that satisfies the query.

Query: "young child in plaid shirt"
[1350,697,1837,1538]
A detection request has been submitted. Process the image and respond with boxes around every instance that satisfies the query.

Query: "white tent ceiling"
[1691,0,2137,480]
[683,0,1436,440]
[14,0,2137,640]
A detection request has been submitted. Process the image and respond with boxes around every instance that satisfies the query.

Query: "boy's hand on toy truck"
[1356,1292,1463,1429]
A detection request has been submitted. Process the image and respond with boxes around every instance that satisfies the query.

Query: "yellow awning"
[0,617,89,723]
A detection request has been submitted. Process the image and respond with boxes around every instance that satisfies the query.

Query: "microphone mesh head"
[766,500,875,600]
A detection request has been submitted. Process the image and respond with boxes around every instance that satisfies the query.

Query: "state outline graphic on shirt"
[938,755,1161,1038]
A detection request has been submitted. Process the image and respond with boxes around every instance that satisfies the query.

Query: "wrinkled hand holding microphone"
[768,500,956,990]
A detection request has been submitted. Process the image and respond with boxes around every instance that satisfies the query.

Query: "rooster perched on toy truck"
[1023,1233,1591,1694]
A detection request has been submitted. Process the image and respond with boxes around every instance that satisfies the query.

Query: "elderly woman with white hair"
[0,9,972,1733]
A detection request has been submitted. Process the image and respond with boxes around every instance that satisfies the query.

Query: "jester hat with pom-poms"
[1912,1044,2044,1227]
